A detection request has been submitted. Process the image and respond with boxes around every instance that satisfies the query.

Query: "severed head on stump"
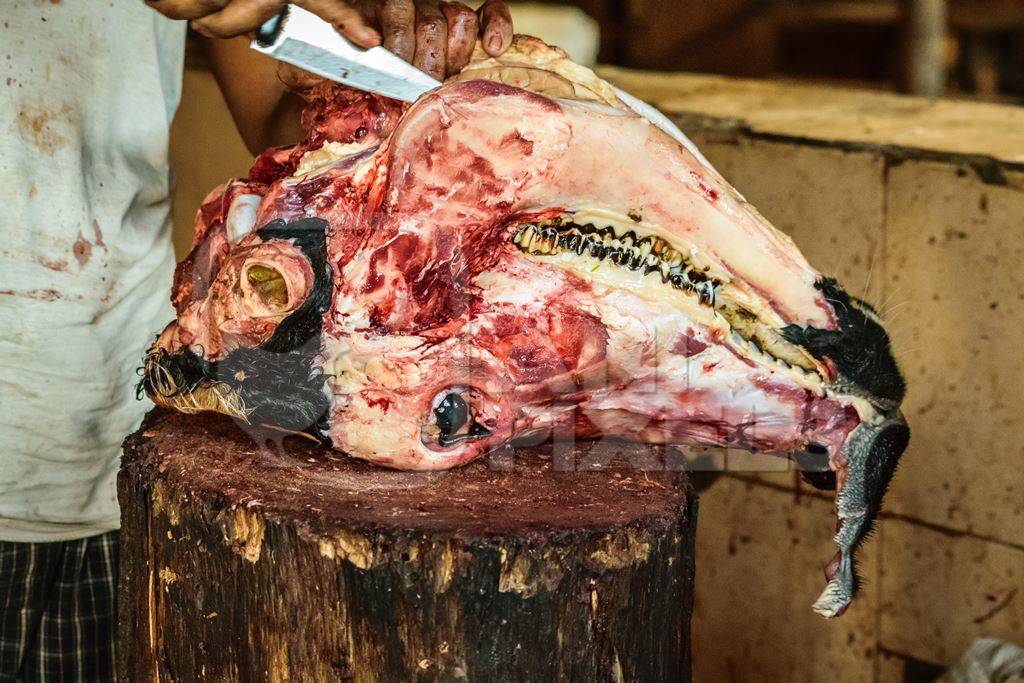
[141,37,908,618]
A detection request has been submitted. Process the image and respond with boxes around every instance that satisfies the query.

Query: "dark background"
[549,0,1024,100]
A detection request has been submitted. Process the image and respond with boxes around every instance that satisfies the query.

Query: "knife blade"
[252,5,713,168]
[253,5,439,103]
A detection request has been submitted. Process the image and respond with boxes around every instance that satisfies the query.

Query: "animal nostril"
[434,393,469,437]
[795,444,837,491]
[782,278,905,408]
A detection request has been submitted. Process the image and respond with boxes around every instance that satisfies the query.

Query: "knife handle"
[254,6,290,48]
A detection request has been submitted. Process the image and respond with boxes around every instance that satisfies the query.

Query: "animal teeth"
[565,233,582,253]
[663,249,683,268]
[510,219,825,380]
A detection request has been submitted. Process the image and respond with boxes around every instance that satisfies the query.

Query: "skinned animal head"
[142,37,907,617]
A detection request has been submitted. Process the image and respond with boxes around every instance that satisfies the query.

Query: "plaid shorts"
[0,532,118,683]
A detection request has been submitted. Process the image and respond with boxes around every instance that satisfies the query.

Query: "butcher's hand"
[147,0,514,79]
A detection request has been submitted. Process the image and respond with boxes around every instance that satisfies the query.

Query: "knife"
[252,6,713,168]
[252,5,438,103]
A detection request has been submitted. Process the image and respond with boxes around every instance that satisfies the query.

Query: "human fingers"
[378,0,416,62]
[412,0,447,80]
[304,0,382,47]
[439,2,477,75]
[477,0,512,57]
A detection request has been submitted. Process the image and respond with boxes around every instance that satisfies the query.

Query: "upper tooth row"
[515,224,686,269]
[514,223,720,305]
[515,222,817,381]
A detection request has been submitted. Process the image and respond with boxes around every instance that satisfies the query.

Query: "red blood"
[248,146,298,184]
[300,83,405,148]
[689,170,720,202]
[364,396,392,411]
[673,334,708,357]
[499,130,534,156]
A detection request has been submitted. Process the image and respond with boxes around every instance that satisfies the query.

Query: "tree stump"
[118,409,697,682]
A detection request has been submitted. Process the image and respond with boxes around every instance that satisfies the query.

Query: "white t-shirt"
[0,5,185,541]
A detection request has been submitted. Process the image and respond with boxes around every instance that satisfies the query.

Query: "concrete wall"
[602,67,1024,682]
[170,67,1024,681]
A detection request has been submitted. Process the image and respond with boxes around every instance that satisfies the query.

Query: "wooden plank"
[598,66,1024,168]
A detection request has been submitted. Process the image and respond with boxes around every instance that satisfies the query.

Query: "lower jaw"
[508,385,859,460]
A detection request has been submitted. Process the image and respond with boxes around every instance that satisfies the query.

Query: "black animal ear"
[861,421,910,516]
[782,278,905,408]
[818,413,909,617]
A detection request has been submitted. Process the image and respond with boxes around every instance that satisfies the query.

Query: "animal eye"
[246,265,288,308]
[426,389,493,448]
[434,393,469,437]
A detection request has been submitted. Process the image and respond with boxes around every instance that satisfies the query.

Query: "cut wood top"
[599,67,1024,168]
[124,410,691,539]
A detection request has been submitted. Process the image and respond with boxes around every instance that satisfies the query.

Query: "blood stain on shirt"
[73,233,92,267]
[16,102,74,155]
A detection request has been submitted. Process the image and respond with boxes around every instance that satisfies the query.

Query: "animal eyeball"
[433,393,469,437]
[246,265,288,308]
